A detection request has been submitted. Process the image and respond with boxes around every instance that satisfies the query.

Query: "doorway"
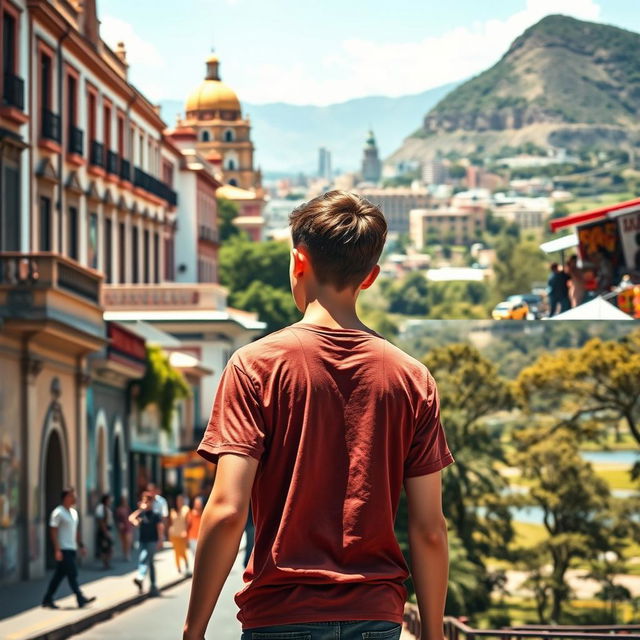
[44,430,64,569]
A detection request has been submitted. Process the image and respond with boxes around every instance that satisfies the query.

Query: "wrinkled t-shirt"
[198,323,454,629]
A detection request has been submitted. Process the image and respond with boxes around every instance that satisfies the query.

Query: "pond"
[580,450,639,465]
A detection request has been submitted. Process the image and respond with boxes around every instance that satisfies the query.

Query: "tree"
[387,271,430,316]
[511,426,621,623]
[424,344,514,568]
[218,197,241,242]
[232,281,300,333]
[492,234,548,300]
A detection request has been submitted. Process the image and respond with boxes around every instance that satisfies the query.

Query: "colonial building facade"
[0,0,264,587]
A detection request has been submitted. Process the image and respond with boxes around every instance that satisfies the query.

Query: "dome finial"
[206,51,220,81]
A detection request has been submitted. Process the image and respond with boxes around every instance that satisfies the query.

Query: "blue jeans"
[241,620,402,639]
[137,541,157,588]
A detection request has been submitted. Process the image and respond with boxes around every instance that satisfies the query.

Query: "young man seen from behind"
[183,190,455,640]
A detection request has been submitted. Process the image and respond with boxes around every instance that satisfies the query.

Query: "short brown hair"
[289,190,387,290]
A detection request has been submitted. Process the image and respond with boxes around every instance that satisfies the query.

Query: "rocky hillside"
[387,14,640,167]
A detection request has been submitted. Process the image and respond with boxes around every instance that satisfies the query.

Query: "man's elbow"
[206,501,246,528]
[408,515,448,545]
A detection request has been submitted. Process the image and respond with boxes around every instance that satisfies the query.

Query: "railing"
[133,166,178,206]
[120,157,131,182]
[0,253,101,305]
[440,616,640,640]
[90,140,105,167]
[102,282,228,311]
[42,108,61,143]
[3,71,24,110]
[68,125,84,156]
[198,225,219,243]
[106,150,119,175]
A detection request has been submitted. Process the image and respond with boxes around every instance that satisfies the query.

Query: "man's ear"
[360,264,380,290]
[292,247,307,278]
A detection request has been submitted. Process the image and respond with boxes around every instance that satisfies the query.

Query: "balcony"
[68,125,84,156]
[198,225,219,244]
[120,157,131,182]
[90,140,105,167]
[133,166,178,207]
[42,108,61,143]
[3,71,25,111]
[0,253,105,355]
[106,150,119,175]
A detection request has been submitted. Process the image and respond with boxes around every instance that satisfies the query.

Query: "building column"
[76,360,91,542]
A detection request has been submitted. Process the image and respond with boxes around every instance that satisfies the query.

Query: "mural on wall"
[0,432,20,582]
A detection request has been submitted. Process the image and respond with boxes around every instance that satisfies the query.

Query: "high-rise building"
[318,147,332,181]
[361,130,381,184]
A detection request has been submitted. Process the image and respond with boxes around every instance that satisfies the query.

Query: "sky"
[99,0,640,107]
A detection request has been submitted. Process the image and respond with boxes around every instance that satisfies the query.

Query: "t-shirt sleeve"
[197,360,266,464]
[404,375,454,478]
[49,507,60,528]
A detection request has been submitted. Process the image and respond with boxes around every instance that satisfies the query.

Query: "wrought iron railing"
[68,125,84,155]
[198,225,219,243]
[42,108,61,143]
[3,71,24,110]
[106,150,119,175]
[120,157,131,181]
[90,140,105,167]
[133,166,178,206]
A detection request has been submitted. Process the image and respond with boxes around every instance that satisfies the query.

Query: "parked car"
[507,293,544,319]
[492,299,529,320]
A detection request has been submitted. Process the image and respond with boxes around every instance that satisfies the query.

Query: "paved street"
[69,540,244,640]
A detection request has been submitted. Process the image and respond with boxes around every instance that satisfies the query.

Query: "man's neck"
[300,300,368,331]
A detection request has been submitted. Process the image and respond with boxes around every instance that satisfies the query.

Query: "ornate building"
[361,129,382,184]
[182,55,262,193]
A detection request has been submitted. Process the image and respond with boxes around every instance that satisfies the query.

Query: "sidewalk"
[0,545,189,640]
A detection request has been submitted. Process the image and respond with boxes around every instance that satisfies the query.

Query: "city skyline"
[100,0,640,106]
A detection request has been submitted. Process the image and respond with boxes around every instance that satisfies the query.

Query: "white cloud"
[100,14,166,99]
[236,0,602,105]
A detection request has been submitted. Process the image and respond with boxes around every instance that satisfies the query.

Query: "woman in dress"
[169,494,190,574]
[186,496,203,558]
[115,494,133,561]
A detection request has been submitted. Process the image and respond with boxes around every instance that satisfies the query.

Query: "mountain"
[160,82,458,176]
[387,14,640,168]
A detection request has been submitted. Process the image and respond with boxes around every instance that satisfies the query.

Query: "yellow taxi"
[491,299,529,320]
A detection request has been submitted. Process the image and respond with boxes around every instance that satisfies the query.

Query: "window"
[103,104,111,150]
[143,229,149,283]
[67,74,77,125]
[164,234,174,281]
[40,52,52,109]
[3,12,16,75]
[88,212,98,269]
[87,90,97,141]
[1,164,20,251]
[153,232,160,284]
[132,226,139,283]
[226,158,236,170]
[118,221,126,283]
[201,130,210,142]
[117,115,125,156]
[104,217,112,283]
[39,196,51,251]
[68,206,78,260]
[224,129,234,142]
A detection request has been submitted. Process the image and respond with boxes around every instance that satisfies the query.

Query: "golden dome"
[185,55,241,114]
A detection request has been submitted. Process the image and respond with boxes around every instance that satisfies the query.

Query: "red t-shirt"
[197,323,454,629]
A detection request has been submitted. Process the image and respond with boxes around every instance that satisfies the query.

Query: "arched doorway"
[96,426,106,497]
[44,431,64,569]
[113,434,122,505]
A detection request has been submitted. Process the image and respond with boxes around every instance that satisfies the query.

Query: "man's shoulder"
[230,328,302,369]
[383,339,432,379]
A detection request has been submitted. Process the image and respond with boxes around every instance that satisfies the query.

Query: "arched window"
[224,128,235,142]
[201,130,211,142]
[229,178,238,186]
[227,159,236,170]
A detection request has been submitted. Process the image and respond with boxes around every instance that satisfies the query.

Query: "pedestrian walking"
[115,494,133,561]
[186,496,203,557]
[146,482,169,538]
[547,261,571,316]
[169,494,190,575]
[183,191,454,640]
[42,487,96,609]
[129,491,163,597]
[95,493,114,569]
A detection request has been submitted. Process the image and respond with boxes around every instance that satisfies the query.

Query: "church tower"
[361,129,382,184]
[182,55,262,193]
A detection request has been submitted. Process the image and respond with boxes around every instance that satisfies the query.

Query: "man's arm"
[75,517,87,556]
[405,471,449,640]
[50,526,62,562]
[156,520,164,550]
[183,453,258,640]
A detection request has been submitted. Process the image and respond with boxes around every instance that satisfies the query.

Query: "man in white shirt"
[147,482,168,539]
[42,487,97,609]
